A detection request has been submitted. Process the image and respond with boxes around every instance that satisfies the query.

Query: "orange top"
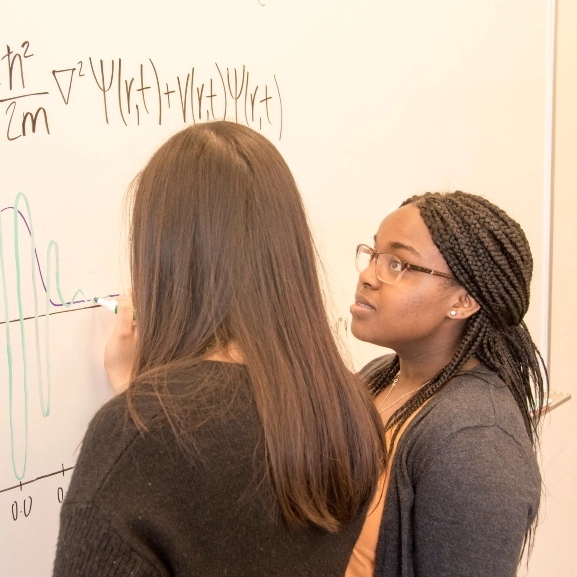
[346,404,428,577]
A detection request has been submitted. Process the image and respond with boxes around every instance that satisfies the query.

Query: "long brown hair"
[126,121,386,532]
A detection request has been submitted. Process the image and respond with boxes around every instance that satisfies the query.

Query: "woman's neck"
[396,344,478,386]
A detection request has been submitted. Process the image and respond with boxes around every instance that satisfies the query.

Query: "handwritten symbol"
[52,68,76,105]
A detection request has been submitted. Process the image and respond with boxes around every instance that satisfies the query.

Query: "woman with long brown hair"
[347,191,546,577]
[52,121,386,577]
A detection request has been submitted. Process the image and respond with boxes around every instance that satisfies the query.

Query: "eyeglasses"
[355,244,456,285]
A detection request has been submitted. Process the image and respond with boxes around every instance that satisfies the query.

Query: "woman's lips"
[352,295,376,311]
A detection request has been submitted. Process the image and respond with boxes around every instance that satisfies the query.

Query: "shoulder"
[62,385,168,512]
[65,361,255,506]
[417,364,529,443]
[63,392,141,503]
[399,364,540,488]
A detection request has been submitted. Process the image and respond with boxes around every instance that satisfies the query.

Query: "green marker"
[94,297,137,321]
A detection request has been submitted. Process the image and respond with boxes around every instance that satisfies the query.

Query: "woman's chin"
[350,319,393,350]
[350,318,374,344]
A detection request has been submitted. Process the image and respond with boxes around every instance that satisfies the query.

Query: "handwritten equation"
[0,41,283,141]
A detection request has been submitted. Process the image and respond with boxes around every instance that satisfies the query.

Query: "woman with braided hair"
[347,191,547,577]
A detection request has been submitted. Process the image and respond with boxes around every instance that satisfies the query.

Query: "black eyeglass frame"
[356,244,456,284]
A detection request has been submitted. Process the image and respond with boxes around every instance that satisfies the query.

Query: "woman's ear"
[447,292,480,320]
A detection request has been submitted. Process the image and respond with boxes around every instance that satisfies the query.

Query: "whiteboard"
[0,1,549,575]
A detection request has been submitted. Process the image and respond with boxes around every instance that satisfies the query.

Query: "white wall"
[527,0,577,575]
[0,2,562,575]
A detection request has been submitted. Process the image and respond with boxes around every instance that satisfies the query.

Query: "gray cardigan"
[363,356,541,577]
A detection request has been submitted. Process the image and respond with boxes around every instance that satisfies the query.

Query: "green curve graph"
[1,192,86,481]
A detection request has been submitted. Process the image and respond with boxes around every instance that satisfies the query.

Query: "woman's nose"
[358,258,380,289]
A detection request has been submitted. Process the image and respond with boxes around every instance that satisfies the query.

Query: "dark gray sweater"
[363,356,541,577]
[52,361,365,577]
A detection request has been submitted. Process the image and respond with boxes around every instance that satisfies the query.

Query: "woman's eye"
[389,258,403,272]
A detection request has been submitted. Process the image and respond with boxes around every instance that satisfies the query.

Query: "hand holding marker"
[97,294,138,394]
[94,297,137,321]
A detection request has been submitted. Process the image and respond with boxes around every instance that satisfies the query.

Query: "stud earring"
[450,310,457,317]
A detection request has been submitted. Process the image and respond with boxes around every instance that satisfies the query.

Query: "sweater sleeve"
[53,504,164,577]
[411,425,539,577]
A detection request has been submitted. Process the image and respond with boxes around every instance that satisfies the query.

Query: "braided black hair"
[370,191,548,450]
